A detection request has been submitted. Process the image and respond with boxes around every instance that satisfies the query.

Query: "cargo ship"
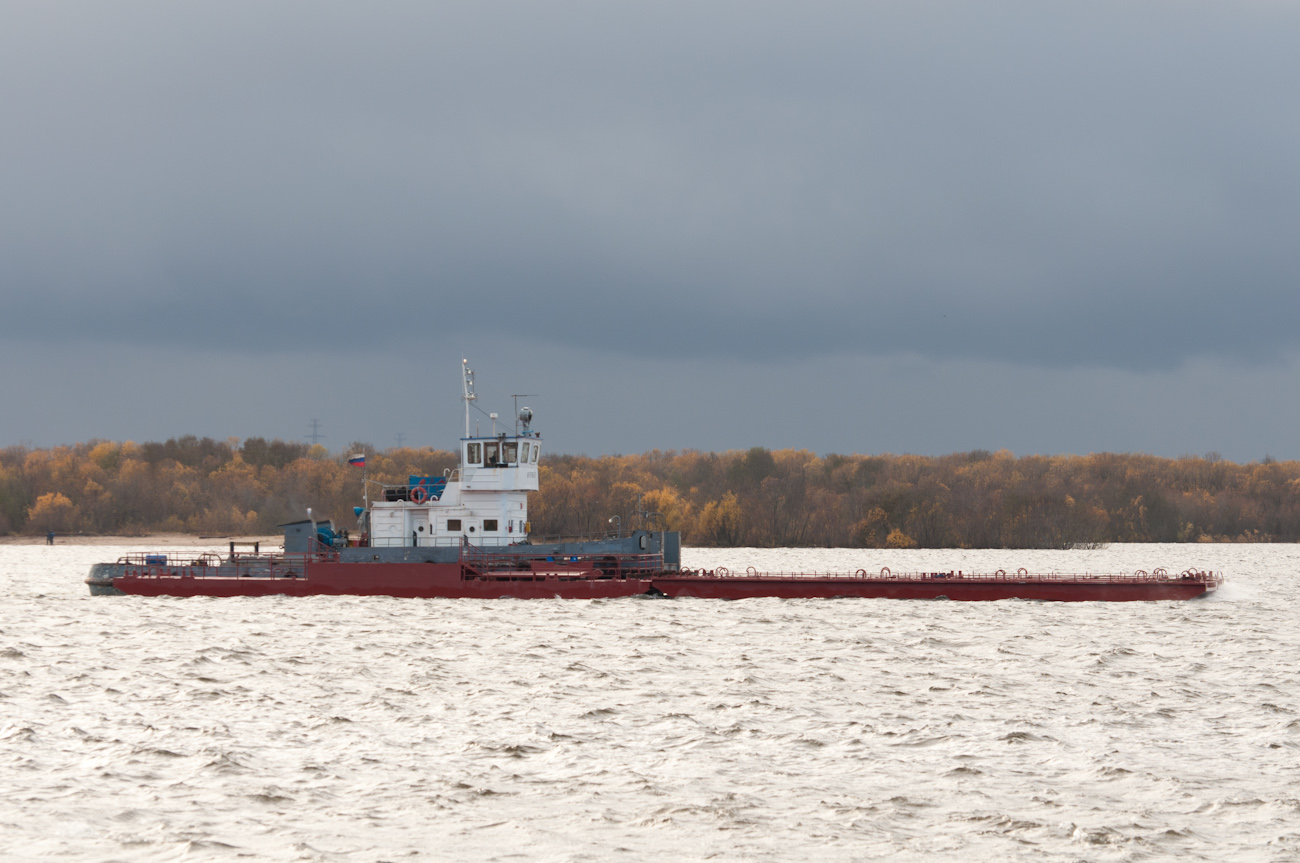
[85,362,1222,602]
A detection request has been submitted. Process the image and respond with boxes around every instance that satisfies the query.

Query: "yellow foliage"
[89,441,121,472]
[699,492,742,546]
[27,492,76,533]
[6,437,1300,546]
[637,488,693,534]
[852,507,890,547]
[885,528,918,549]
[609,481,644,511]
[194,505,262,535]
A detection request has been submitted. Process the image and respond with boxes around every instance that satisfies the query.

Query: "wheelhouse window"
[465,443,481,465]
[447,519,462,531]
[521,442,531,462]
[484,519,498,531]
[531,445,540,464]
[484,441,500,465]
[502,442,518,464]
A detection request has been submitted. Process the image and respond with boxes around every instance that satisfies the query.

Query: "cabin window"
[502,442,518,463]
[484,519,498,531]
[484,441,500,465]
[447,519,462,531]
[531,446,540,464]
[466,443,481,465]
[521,442,531,462]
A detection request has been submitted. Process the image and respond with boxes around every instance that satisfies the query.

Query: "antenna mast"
[462,359,476,440]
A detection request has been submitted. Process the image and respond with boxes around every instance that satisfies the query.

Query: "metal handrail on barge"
[115,551,227,567]
[670,566,1221,585]
[117,550,338,579]
[459,540,666,579]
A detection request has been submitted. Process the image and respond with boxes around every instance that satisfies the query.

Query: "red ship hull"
[101,559,1220,601]
[653,575,1213,602]
[112,561,657,599]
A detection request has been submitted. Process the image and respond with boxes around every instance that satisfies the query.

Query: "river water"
[0,543,1296,862]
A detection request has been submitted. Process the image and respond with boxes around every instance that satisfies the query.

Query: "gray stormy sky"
[2,1,1298,461]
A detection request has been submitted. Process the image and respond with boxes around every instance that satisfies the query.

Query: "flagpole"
[348,453,369,509]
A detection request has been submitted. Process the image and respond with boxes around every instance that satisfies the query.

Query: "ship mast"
[462,358,477,445]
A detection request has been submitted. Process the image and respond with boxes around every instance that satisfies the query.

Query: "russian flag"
[347,454,366,467]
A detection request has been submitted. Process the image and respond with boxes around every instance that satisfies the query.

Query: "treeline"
[2,437,1298,547]
[0,437,455,539]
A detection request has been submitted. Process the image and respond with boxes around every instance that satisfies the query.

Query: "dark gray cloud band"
[3,1,1298,371]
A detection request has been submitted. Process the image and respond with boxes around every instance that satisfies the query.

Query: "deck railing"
[109,548,1221,590]
[116,550,337,579]
[459,540,666,578]
[368,535,517,549]
[670,566,1220,584]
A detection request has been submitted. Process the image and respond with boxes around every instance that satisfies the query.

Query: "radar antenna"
[512,394,537,435]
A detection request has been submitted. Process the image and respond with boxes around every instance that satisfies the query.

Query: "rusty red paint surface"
[109,561,1219,601]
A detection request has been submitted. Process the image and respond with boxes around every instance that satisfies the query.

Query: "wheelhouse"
[463,436,541,469]
[358,360,542,549]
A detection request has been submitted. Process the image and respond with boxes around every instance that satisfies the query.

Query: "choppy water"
[0,543,1296,862]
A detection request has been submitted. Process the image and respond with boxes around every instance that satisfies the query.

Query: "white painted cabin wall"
[365,435,538,547]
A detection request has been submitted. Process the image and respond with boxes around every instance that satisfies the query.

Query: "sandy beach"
[0,534,282,547]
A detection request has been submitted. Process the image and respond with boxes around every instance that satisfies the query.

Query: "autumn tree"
[27,492,76,533]
[2,437,1299,547]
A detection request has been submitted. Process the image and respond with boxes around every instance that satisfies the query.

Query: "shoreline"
[0,533,1281,548]
[0,533,282,547]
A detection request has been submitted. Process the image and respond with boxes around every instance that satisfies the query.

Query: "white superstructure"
[366,360,541,548]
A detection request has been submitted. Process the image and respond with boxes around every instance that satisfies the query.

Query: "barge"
[86,362,1222,602]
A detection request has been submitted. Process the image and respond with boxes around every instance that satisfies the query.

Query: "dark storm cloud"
[2,1,1298,370]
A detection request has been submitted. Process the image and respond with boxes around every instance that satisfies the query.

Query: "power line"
[306,419,326,445]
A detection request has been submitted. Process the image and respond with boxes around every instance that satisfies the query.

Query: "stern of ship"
[85,562,127,596]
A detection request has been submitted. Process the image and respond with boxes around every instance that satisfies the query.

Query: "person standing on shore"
[46,531,55,545]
